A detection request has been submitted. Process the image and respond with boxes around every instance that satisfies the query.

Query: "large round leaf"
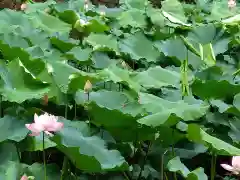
[51,118,129,172]
[0,115,28,143]
[137,93,209,127]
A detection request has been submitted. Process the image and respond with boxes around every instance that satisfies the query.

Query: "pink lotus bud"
[228,0,236,8]
[20,175,28,180]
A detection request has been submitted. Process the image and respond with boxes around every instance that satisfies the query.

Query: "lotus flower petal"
[221,164,235,172]
[26,123,44,133]
[232,156,240,171]
[46,122,64,132]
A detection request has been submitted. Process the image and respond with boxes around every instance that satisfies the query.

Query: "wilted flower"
[25,113,64,137]
[20,175,28,180]
[221,156,240,175]
[84,80,92,93]
[228,0,236,8]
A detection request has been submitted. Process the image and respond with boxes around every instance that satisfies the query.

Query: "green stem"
[122,172,130,180]
[161,154,164,180]
[164,172,169,180]
[137,142,152,180]
[43,133,47,180]
[133,132,138,156]
[210,154,217,180]
[61,103,69,180]
[233,68,240,77]
[74,103,77,120]
[109,82,112,90]
[0,95,2,118]
[173,172,177,180]
[161,150,168,180]
[172,144,177,180]
[118,83,121,91]
[64,103,68,119]
[16,143,21,162]
[180,48,189,97]
[87,92,90,101]
[60,157,68,180]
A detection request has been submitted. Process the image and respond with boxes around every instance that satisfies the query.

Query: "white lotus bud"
[84,80,92,93]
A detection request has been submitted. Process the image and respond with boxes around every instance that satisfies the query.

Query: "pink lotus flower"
[221,156,240,175]
[25,113,64,136]
[20,175,28,180]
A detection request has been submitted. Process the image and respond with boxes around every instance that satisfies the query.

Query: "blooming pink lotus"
[20,175,28,180]
[221,156,240,175]
[25,113,64,136]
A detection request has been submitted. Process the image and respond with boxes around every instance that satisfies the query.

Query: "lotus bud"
[228,0,236,8]
[84,0,89,11]
[20,174,35,180]
[84,80,92,93]
[42,94,48,106]
[121,61,130,69]
[121,61,127,68]
[100,11,106,16]
[20,3,27,11]
[20,175,28,180]
[44,8,51,13]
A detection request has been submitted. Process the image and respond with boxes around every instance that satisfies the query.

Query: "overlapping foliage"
[0,0,239,179]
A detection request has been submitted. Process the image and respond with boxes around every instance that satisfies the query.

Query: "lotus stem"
[43,132,47,180]
[171,144,177,180]
[65,102,68,119]
[122,172,130,180]
[0,95,2,118]
[74,103,77,120]
[161,154,164,180]
[60,157,68,180]
[137,141,152,180]
[61,103,69,180]
[88,92,90,101]
[164,172,169,180]
[210,154,217,180]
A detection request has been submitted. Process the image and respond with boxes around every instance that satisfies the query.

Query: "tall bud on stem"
[84,80,92,101]
[84,0,89,11]
[42,94,48,106]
